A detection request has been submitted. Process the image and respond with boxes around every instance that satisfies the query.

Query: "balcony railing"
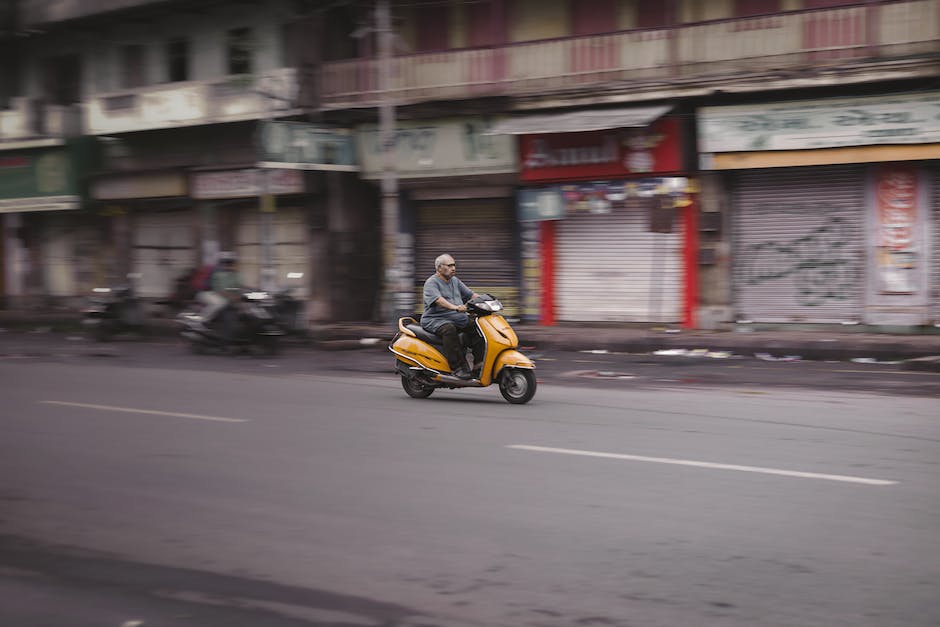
[0,98,82,143]
[85,68,300,135]
[319,0,940,109]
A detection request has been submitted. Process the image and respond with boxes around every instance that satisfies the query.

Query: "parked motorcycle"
[267,283,307,336]
[81,284,146,341]
[156,267,200,314]
[389,294,537,404]
[177,289,284,355]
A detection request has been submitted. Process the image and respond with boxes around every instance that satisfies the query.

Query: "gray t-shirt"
[421,275,473,332]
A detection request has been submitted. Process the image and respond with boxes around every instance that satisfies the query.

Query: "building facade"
[2,0,939,330]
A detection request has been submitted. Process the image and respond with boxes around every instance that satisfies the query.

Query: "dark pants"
[437,322,484,372]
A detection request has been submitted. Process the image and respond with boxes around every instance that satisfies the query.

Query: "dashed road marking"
[507,444,897,486]
[40,401,248,423]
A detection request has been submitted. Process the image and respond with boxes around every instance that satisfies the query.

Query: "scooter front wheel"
[401,375,434,399]
[499,368,537,405]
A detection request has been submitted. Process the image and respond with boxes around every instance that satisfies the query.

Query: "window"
[804,0,861,7]
[734,0,781,17]
[637,1,675,29]
[166,38,189,82]
[416,3,450,52]
[467,0,504,47]
[227,27,254,75]
[43,54,82,104]
[572,0,617,36]
[120,44,146,88]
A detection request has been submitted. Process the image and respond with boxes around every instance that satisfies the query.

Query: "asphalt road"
[1,335,939,626]
[1,331,939,397]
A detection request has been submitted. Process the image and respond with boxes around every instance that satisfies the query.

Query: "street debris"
[653,348,735,359]
[592,370,636,379]
[850,357,902,365]
[755,353,802,362]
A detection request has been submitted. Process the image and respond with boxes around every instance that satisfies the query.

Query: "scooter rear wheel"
[499,368,537,404]
[401,375,434,399]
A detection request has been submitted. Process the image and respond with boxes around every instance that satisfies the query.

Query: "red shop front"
[512,113,698,326]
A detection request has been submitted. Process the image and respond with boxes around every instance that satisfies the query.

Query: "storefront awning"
[485,105,672,135]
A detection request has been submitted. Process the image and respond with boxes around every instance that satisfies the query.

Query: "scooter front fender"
[492,350,534,381]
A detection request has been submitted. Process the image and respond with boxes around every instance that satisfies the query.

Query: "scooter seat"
[406,323,443,347]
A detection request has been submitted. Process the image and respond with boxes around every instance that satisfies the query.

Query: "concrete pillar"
[695,172,733,329]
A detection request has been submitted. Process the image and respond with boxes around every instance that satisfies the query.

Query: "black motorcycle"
[177,289,284,355]
[267,286,307,337]
[81,284,146,341]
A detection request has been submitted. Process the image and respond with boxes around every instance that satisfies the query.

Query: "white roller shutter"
[931,169,940,324]
[733,166,865,323]
[555,199,684,322]
[132,209,196,298]
[236,206,309,296]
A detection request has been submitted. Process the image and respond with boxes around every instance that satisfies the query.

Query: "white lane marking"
[40,401,248,423]
[507,445,897,486]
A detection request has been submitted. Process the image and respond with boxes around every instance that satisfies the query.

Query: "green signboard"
[258,121,358,171]
[0,148,78,200]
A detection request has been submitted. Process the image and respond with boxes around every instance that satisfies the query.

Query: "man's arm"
[434,296,466,312]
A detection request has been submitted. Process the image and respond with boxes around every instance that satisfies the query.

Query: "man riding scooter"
[199,252,242,344]
[421,253,485,380]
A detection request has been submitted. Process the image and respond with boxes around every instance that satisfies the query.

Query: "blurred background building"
[1,0,938,328]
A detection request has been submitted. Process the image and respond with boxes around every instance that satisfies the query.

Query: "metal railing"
[320,0,939,109]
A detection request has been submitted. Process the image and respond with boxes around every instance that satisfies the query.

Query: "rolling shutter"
[931,169,940,323]
[414,198,519,315]
[555,198,684,322]
[236,205,310,296]
[132,208,196,298]
[732,166,865,323]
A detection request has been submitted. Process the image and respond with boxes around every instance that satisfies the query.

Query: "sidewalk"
[314,320,940,368]
[3,309,940,371]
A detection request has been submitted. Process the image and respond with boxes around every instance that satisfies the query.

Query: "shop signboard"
[0,147,81,212]
[356,117,516,179]
[699,91,940,153]
[518,117,683,184]
[92,172,186,200]
[191,168,304,199]
[518,187,565,222]
[258,121,357,172]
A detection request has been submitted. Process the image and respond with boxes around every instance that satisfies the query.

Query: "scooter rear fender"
[390,334,450,372]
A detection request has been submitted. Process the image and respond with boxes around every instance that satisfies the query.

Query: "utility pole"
[259,95,275,293]
[377,0,405,320]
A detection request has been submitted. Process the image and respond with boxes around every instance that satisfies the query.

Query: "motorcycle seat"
[406,323,472,349]
[406,323,443,346]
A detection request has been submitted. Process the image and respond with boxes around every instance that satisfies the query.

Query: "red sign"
[519,116,684,183]
[875,164,917,250]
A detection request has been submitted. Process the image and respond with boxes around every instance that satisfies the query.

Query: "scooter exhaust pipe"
[396,360,481,388]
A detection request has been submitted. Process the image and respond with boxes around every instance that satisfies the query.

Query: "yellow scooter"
[390,294,537,404]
